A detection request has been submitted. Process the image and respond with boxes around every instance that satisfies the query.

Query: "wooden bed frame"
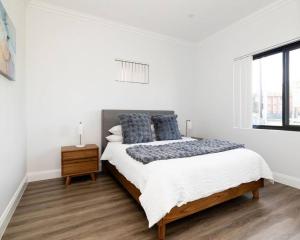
[101,110,265,240]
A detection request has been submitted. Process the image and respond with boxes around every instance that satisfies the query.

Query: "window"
[290,48,300,125]
[252,40,300,131]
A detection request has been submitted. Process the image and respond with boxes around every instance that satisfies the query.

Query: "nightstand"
[61,144,99,185]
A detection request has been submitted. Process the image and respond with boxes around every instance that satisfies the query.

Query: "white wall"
[26,0,300,188]
[26,3,196,179]
[0,0,27,232]
[194,0,300,186]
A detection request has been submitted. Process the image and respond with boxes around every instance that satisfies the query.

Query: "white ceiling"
[34,0,278,42]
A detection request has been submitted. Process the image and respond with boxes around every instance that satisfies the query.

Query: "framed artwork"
[0,1,16,81]
[115,59,149,84]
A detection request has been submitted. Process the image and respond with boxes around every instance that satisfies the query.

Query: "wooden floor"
[3,175,300,240]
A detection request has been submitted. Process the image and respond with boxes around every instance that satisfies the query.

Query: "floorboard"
[3,174,300,240]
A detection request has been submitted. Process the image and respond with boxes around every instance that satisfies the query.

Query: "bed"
[100,110,273,240]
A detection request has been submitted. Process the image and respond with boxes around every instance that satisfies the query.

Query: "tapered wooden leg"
[158,219,166,240]
[90,173,96,181]
[65,176,71,186]
[252,189,259,199]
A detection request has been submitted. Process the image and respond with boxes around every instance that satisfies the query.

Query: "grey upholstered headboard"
[101,109,174,152]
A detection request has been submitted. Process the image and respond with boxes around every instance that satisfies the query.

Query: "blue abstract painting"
[0,1,16,81]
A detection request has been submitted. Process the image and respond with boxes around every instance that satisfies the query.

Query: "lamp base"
[75,144,86,148]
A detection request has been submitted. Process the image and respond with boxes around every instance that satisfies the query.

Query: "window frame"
[252,40,300,131]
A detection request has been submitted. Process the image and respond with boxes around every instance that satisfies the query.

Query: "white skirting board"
[26,169,300,189]
[27,165,101,182]
[0,176,28,239]
[27,169,61,182]
[273,172,300,190]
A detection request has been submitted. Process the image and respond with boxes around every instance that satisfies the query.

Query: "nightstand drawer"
[62,158,98,176]
[62,149,98,160]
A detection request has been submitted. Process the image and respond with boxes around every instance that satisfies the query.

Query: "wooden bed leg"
[252,189,259,199]
[158,219,166,240]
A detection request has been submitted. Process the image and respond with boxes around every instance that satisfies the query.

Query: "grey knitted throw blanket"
[126,139,244,164]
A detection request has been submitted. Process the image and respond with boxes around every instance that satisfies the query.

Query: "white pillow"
[108,125,122,136]
[106,135,123,142]
[109,124,155,136]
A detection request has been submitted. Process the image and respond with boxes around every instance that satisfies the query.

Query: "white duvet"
[101,138,273,228]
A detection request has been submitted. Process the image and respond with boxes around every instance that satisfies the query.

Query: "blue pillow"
[152,114,182,141]
[119,113,153,144]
